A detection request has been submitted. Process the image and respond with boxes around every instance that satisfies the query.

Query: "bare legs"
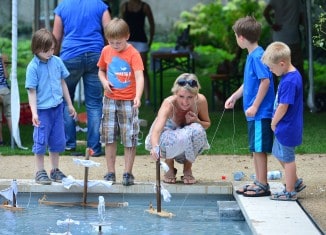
[35,152,60,172]
[164,158,196,184]
[105,142,136,174]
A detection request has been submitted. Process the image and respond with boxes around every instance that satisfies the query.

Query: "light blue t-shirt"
[54,0,109,60]
[243,46,275,121]
[25,55,70,109]
[273,70,303,147]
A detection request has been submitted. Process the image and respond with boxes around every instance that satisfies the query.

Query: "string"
[207,107,238,156]
[209,108,226,148]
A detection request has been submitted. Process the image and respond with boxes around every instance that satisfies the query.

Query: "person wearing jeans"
[62,53,103,155]
[53,0,111,156]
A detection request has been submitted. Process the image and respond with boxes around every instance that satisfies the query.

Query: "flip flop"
[243,181,271,197]
[183,174,196,185]
[163,168,177,184]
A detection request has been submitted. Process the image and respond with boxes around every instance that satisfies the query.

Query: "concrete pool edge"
[233,181,322,235]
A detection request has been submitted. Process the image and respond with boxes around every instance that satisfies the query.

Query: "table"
[151,49,195,111]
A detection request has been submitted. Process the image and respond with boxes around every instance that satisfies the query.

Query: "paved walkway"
[233,181,321,235]
[0,179,322,235]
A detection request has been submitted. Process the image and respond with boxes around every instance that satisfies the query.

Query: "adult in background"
[145,73,210,184]
[120,0,155,105]
[53,0,111,156]
[0,53,12,146]
[263,0,305,89]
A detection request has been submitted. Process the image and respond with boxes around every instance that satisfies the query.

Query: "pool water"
[0,193,252,235]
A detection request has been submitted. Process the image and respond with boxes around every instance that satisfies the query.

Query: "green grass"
[0,40,325,156]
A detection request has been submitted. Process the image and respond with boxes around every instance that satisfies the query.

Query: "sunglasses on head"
[177,78,198,88]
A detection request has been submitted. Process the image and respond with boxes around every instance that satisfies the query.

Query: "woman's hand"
[150,145,160,161]
[185,111,198,124]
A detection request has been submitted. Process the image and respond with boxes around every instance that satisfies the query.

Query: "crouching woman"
[145,73,210,184]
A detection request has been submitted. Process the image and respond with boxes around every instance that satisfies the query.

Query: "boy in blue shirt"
[225,16,275,197]
[26,29,76,185]
[262,41,306,200]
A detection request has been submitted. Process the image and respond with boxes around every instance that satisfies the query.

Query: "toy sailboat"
[0,179,23,211]
[39,148,128,208]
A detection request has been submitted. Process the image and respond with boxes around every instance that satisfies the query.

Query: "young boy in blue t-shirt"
[262,41,306,201]
[225,16,275,197]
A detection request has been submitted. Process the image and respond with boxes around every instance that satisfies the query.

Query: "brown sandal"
[163,168,177,184]
[183,174,196,185]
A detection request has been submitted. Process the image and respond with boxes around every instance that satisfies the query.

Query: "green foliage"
[174,0,268,53]
[313,6,326,51]
[0,22,33,39]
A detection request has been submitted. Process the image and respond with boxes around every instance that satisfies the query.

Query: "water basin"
[0,193,252,235]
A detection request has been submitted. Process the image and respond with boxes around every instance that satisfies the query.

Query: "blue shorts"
[100,97,139,147]
[272,137,296,163]
[248,119,273,153]
[32,103,65,154]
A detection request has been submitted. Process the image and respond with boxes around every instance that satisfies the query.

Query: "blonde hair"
[262,41,291,66]
[171,73,201,95]
[104,18,130,40]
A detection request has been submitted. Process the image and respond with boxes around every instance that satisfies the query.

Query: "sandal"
[285,178,306,193]
[163,168,177,184]
[236,180,258,194]
[183,174,196,185]
[243,181,271,197]
[271,190,297,201]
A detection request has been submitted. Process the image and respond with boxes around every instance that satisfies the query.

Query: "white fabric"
[73,158,100,167]
[153,183,172,202]
[0,180,18,202]
[10,0,26,150]
[62,175,113,189]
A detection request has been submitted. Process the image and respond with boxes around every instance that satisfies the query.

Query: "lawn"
[0,40,325,156]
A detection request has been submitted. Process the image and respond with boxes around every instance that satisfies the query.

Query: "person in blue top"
[25,29,77,185]
[52,0,111,156]
[262,41,306,201]
[225,16,275,197]
[0,53,12,145]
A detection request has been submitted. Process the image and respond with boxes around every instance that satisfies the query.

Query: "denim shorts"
[248,118,273,153]
[32,102,65,155]
[272,137,296,163]
[100,97,139,147]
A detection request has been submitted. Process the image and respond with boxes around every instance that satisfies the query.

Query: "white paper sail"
[57,218,80,226]
[73,158,100,167]
[0,180,18,202]
[153,183,172,202]
[62,175,113,189]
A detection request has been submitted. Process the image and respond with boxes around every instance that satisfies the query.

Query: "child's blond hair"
[104,18,130,40]
[262,41,291,66]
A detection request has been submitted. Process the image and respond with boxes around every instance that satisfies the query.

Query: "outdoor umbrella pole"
[156,159,161,212]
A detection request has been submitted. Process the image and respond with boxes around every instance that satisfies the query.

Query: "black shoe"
[35,170,52,185]
[50,168,67,183]
[104,172,116,183]
[122,173,134,186]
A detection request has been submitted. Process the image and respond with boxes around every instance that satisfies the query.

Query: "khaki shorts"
[100,97,139,147]
[0,87,11,122]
